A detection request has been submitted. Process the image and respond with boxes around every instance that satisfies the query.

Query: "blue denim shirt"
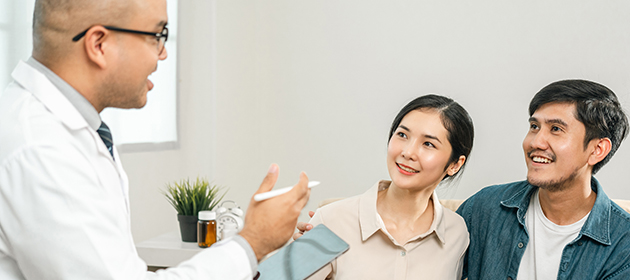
[457,178,630,280]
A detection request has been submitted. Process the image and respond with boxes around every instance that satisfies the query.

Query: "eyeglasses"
[72,25,168,55]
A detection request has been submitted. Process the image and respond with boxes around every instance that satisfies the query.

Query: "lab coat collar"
[25,57,101,131]
[12,60,117,163]
[12,60,89,132]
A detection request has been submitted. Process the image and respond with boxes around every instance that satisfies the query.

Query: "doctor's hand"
[292,211,315,240]
[239,164,310,262]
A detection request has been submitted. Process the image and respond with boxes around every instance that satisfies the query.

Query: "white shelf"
[135,231,203,267]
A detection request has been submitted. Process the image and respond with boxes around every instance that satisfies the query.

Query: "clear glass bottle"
[197,211,217,248]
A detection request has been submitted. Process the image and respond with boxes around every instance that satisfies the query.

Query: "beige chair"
[319,197,630,213]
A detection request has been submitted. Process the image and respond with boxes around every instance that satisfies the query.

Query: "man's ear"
[447,155,466,176]
[83,26,110,69]
[588,138,612,166]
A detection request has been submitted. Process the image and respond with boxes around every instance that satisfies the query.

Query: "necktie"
[97,122,115,160]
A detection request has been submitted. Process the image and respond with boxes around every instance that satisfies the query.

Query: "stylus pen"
[254,181,320,202]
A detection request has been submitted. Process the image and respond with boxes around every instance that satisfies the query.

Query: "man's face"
[522,102,593,191]
[102,0,168,109]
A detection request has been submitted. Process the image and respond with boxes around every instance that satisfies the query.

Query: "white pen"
[254,181,320,202]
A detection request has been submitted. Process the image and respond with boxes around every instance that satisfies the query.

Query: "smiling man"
[0,0,310,279]
[457,80,630,280]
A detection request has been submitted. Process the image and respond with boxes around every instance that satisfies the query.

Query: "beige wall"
[124,0,630,242]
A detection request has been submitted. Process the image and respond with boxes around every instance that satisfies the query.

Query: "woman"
[301,94,474,279]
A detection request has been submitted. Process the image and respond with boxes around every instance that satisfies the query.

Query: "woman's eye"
[424,142,435,148]
[397,132,407,138]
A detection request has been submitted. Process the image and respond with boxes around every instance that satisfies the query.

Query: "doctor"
[0,0,310,279]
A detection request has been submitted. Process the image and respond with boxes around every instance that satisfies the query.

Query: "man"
[457,79,630,279]
[0,0,309,279]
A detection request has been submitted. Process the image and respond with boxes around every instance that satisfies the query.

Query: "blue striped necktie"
[97,122,115,160]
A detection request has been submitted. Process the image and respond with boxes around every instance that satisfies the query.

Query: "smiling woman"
[0,0,179,151]
[301,94,475,280]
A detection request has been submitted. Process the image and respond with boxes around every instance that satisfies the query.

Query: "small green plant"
[163,177,227,216]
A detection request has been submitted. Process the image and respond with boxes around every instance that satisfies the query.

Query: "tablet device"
[257,224,349,280]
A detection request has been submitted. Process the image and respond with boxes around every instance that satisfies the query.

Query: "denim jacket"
[457,178,630,280]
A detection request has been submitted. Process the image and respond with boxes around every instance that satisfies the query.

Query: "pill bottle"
[197,211,217,248]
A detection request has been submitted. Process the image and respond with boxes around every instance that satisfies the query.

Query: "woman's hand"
[292,210,315,240]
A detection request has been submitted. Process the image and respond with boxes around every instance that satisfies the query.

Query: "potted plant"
[164,177,226,242]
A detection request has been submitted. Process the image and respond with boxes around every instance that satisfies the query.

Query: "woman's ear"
[447,155,466,176]
[83,26,110,69]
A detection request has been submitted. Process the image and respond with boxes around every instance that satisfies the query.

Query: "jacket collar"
[358,180,447,245]
[12,60,91,131]
[500,177,612,246]
[499,181,536,227]
[24,58,101,131]
[579,178,612,245]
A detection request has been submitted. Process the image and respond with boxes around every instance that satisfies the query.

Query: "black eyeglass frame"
[72,25,168,48]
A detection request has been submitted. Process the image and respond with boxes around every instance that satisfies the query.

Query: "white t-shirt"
[517,189,589,280]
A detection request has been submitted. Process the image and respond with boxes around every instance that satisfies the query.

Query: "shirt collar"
[579,177,612,245]
[25,57,101,130]
[499,181,536,227]
[358,180,447,245]
[500,177,612,246]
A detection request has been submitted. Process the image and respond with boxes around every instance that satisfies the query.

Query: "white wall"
[125,0,630,242]
[122,0,218,242]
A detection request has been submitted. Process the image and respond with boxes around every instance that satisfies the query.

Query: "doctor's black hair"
[388,94,474,181]
[529,79,629,174]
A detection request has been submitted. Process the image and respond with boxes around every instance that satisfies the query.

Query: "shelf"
[136,231,203,268]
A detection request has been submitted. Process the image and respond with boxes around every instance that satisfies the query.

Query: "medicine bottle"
[198,210,217,248]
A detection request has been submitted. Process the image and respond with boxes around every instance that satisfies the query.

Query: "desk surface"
[136,231,203,267]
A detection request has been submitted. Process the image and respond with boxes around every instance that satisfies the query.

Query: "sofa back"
[318,198,630,213]
[438,199,630,213]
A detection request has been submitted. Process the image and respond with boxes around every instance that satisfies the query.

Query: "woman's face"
[387,109,454,191]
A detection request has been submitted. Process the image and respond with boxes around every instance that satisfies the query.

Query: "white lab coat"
[0,61,253,279]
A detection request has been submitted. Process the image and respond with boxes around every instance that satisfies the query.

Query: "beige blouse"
[306,180,469,280]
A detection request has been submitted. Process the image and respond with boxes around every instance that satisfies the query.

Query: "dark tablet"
[257,224,349,280]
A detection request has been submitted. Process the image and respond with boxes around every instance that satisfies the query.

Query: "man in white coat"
[0,0,310,279]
